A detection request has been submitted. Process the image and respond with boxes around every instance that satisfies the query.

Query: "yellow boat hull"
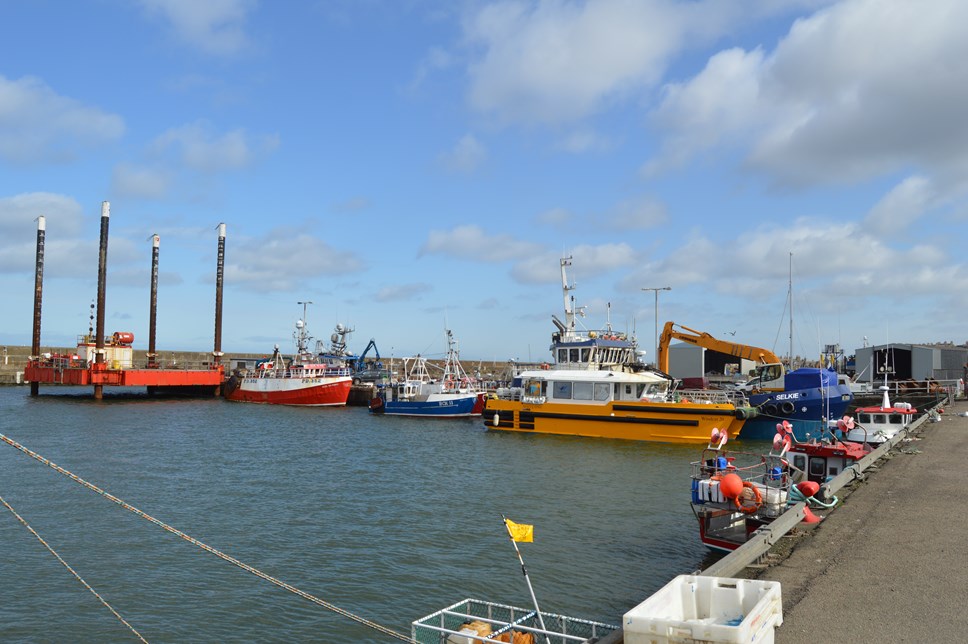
[484,398,745,444]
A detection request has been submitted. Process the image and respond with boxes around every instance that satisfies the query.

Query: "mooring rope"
[0,494,149,643]
[0,433,416,643]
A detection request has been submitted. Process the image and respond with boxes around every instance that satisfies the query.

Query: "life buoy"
[780,401,795,415]
[735,481,763,513]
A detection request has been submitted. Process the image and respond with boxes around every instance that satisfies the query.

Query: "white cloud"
[374,283,433,302]
[0,75,124,163]
[419,224,541,262]
[535,207,573,226]
[862,175,939,232]
[139,0,256,56]
[439,134,487,173]
[225,228,365,292]
[647,0,968,188]
[112,163,172,199]
[463,0,738,125]
[609,196,668,230]
[151,121,278,173]
[645,47,767,175]
[0,193,85,241]
[511,244,638,284]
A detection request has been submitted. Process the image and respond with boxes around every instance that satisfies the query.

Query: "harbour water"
[0,387,738,642]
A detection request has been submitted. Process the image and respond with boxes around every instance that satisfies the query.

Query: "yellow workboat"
[484,257,746,443]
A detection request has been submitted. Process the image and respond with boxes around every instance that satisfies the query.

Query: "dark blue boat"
[738,367,852,440]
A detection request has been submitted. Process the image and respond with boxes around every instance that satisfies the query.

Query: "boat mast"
[560,256,576,335]
[788,252,793,368]
[296,300,313,354]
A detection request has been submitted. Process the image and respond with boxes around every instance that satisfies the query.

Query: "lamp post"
[641,287,671,367]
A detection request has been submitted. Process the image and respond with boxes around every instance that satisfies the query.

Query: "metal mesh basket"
[412,598,618,644]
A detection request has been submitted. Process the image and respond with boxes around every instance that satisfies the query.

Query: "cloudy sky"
[2,0,966,363]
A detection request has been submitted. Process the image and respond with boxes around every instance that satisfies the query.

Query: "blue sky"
[2,0,967,364]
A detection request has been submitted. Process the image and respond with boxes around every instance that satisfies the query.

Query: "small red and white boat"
[835,384,918,445]
[224,315,351,406]
[776,419,869,486]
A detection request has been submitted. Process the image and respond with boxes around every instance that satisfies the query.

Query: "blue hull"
[739,384,852,440]
[373,395,480,418]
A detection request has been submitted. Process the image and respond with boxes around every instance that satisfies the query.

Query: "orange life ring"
[734,481,763,513]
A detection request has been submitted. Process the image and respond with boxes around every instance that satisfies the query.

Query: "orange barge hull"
[25,363,224,387]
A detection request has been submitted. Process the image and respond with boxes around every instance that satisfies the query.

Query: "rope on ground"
[0,432,416,643]
[0,494,149,643]
[788,485,838,508]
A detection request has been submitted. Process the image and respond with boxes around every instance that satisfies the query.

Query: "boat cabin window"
[809,457,827,478]
[890,413,902,424]
[760,364,783,384]
[581,348,590,362]
[573,381,593,400]
[594,383,610,401]
[569,349,580,363]
[791,454,807,472]
[525,380,543,397]
[553,381,572,399]
[857,413,870,423]
[873,414,887,424]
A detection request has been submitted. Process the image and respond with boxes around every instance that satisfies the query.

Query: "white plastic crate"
[623,575,782,644]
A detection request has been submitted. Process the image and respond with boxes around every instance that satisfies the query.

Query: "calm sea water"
[0,386,734,643]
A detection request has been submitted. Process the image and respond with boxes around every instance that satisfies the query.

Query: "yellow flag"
[505,518,534,543]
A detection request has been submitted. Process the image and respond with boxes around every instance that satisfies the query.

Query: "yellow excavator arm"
[657,321,782,375]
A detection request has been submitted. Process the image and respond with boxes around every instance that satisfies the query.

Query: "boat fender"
[368,397,384,413]
[492,413,500,427]
[780,401,795,415]
[764,403,778,416]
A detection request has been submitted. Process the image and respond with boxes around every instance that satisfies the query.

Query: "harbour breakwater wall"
[0,345,518,386]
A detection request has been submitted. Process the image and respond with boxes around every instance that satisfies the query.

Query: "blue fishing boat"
[368,330,485,418]
[740,367,852,440]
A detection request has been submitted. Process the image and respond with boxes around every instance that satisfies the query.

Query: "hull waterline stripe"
[0,495,148,642]
[0,432,416,643]
[612,404,736,417]
[522,410,700,427]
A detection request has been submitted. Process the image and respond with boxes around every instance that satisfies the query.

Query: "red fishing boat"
[224,313,352,406]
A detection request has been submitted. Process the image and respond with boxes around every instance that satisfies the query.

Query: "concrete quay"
[760,399,968,643]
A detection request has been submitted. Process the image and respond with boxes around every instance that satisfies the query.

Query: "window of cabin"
[573,381,593,400]
[594,383,610,401]
[554,381,572,399]
[569,348,580,363]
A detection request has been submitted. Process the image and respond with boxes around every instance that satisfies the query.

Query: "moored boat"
[369,329,485,418]
[657,322,852,440]
[224,315,352,406]
[776,419,869,486]
[484,258,747,443]
[690,430,793,552]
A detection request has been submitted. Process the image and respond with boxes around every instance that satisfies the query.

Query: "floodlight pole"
[642,287,671,367]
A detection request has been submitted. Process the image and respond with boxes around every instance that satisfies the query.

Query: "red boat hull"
[224,375,351,406]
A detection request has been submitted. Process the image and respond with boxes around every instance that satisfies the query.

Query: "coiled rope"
[0,494,149,643]
[0,433,416,643]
